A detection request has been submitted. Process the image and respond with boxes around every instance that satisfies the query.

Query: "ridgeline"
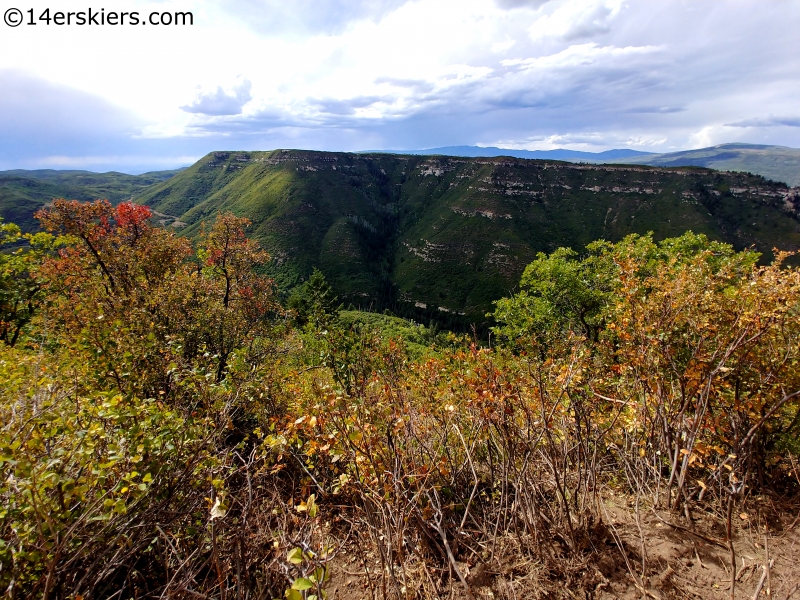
[134,150,800,322]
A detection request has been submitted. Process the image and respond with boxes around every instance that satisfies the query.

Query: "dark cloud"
[628,106,685,114]
[0,70,141,162]
[726,116,800,128]
[181,79,252,116]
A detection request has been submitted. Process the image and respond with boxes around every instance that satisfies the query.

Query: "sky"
[1,0,799,172]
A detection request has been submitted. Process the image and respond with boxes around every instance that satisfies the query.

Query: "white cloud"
[494,0,552,10]
[500,43,661,69]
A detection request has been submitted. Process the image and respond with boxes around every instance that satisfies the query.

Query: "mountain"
[610,143,800,187]
[369,143,800,187]
[134,150,800,323]
[0,169,182,231]
[367,145,655,161]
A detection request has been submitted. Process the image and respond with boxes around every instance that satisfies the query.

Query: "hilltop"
[134,150,800,322]
[387,143,800,187]
[614,143,800,186]
[365,145,655,161]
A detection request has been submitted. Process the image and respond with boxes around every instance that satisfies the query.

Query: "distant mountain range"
[374,143,800,186]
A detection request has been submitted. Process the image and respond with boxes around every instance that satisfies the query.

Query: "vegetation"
[134,150,800,326]
[1,199,799,598]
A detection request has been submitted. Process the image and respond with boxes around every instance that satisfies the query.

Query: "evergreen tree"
[288,268,341,328]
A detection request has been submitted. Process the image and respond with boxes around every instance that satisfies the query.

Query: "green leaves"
[291,577,315,590]
[287,268,341,329]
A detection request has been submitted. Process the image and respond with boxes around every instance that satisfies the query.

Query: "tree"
[287,268,341,328]
[35,201,280,396]
[492,231,759,352]
[491,244,614,352]
[194,212,280,382]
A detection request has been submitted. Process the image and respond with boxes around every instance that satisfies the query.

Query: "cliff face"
[135,150,800,319]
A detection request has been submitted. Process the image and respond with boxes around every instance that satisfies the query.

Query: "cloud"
[374,77,435,93]
[181,78,253,116]
[0,70,141,160]
[0,70,249,172]
[628,106,685,114]
[500,43,661,70]
[725,116,800,128]
[3,0,800,170]
[220,0,412,36]
[494,0,552,9]
[172,37,676,151]
[528,0,623,42]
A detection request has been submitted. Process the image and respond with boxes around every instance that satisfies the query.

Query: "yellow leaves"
[286,547,304,565]
[295,494,318,518]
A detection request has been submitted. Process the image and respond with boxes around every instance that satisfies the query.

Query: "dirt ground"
[323,494,800,600]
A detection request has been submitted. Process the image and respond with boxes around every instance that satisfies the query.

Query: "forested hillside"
[135,150,800,322]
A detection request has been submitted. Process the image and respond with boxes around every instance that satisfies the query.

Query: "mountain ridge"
[366,143,800,186]
[361,146,655,161]
[133,149,800,323]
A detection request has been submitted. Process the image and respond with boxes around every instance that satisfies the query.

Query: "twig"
[427,490,474,600]
[600,502,659,600]
[752,560,773,600]
[784,581,800,600]
[727,494,736,600]
[764,532,771,598]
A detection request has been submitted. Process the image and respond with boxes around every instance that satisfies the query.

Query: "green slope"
[134,150,800,322]
[611,143,800,187]
[0,169,181,231]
